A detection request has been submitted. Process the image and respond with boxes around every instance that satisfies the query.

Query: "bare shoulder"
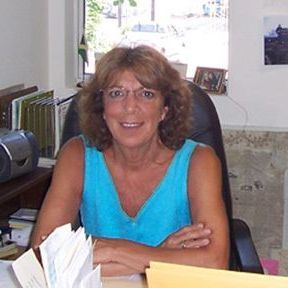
[58,136,84,159]
[190,144,221,171]
[187,143,222,200]
[50,136,85,191]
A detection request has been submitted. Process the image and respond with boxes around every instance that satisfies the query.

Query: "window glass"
[83,0,228,79]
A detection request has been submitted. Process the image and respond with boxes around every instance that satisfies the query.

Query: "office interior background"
[2,0,288,275]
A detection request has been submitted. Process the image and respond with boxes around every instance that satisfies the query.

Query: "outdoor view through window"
[83,0,228,79]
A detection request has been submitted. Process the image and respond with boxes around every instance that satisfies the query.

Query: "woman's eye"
[141,90,155,99]
[109,89,124,98]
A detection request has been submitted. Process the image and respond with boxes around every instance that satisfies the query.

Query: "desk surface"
[103,275,147,288]
[0,260,147,288]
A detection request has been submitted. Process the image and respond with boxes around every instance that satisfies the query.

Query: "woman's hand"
[160,223,212,249]
[92,238,144,276]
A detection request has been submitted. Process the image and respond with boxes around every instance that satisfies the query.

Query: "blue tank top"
[80,138,198,246]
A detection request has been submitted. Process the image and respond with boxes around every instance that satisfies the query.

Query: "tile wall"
[222,129,288,275]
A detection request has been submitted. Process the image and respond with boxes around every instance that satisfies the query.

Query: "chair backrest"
[61,92,80,146]
[61,81,237,268]
[186,81,238,269]
[187,81,232,220]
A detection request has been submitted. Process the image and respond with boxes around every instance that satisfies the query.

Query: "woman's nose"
[123,93,138,112]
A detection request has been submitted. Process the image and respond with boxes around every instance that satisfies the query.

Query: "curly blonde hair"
[78,45,193,150]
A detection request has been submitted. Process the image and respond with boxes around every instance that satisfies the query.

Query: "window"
[80,0,228,79]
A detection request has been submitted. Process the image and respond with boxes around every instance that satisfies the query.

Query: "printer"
[0,129,39,183]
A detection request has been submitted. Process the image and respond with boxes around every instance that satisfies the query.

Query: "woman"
[31,45,229,276]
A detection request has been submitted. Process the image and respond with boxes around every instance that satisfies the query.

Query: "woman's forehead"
[109,70,138,84]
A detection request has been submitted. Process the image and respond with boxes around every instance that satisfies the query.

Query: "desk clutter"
[0,83,76,159]
[0,238,18,258]
[0,208,38,260]
[9,208,37,248]
[3,220,288,287]
[12,223,101,288]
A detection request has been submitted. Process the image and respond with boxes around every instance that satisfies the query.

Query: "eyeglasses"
[103,87,159,102]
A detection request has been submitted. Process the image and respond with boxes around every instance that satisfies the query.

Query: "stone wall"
[222,129,288,275]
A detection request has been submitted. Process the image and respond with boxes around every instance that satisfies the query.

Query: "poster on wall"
[264,16,288,65]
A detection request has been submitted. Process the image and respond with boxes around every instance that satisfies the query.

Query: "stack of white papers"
[12,223,101,288]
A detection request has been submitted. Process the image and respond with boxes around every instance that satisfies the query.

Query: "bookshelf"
[0,84,76,159]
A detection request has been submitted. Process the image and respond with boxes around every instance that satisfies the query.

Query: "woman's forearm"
[94,238,228,277]
[112,242,228,272]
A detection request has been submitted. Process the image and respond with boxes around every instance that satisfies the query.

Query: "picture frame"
[193,67,227,94]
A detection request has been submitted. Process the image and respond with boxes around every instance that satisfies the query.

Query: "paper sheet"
[0,260,22,288]
[12,249,47,288]
[80,263,101,288]
[39,223,72,288]
[12,223,101,288]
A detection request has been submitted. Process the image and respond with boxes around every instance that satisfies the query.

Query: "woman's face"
[103,70,168,149]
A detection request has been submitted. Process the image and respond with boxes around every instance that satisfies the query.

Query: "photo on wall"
[264,15,288,65]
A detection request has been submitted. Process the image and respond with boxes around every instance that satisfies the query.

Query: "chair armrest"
[232,218,264,274]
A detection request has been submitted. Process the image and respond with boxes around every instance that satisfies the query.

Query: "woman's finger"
[180,238,210,249]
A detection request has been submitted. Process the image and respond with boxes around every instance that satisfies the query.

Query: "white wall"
[1,0,288,128]
[0,0,48,89]
[213,0,288,130]
[0,0,78,96]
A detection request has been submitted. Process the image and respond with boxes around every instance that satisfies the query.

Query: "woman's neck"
[104,139,171,170]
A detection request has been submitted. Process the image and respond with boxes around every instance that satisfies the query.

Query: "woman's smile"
[120,121,143,128]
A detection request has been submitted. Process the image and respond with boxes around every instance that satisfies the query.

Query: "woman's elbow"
[207,251,229,270]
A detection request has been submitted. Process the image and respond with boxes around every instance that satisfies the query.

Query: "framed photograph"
[264,15,288,65]
[193,67,227,94]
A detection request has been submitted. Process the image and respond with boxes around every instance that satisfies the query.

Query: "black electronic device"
[0,129,39,183]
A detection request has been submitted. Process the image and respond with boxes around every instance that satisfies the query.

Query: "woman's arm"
[93,145,229,276]
[30,137,84,249]
[186,145,230,268]
[92,223,212,276]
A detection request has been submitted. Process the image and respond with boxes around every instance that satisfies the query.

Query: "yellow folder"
[146,261,288,288]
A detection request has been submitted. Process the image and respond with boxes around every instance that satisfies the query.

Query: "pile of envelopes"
[12,223,101,288]
[146,261,288,288]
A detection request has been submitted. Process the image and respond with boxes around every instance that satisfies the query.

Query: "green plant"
[86,0,138,52]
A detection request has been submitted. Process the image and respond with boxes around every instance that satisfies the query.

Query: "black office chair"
[61,81,264,274]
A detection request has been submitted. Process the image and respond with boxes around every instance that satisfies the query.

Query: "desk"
[0,260,147,288]
[103,275,147,288]
[0,167,52,223]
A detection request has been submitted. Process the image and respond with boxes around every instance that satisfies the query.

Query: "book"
[0,83,24,97]
[8,219,34,229]
[54,95,74,157]
[10,208,38,222]
[11,89,44,130]
[0,240,18,258]
[43,99,56,158]
[12,223,101,288]
[0,85,38,128]
[18,90,53,130]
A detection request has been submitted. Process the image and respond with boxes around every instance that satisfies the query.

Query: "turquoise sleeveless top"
[80,139,198,246]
